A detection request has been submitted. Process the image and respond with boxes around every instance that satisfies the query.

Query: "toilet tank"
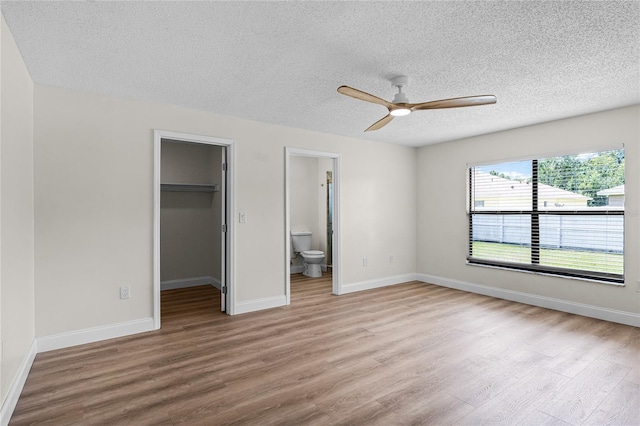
[291,231,312,252]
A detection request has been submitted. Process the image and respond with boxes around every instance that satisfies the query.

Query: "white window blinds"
[468,150,624,283]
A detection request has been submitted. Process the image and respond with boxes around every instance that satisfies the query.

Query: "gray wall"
[160,141,223,283]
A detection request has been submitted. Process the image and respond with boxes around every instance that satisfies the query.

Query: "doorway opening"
[285,147,341,304]
[153,130,235,329]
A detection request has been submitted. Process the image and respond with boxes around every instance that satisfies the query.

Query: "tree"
[538,150,624,206]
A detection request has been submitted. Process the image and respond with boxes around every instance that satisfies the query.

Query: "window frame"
[467,154,625,285]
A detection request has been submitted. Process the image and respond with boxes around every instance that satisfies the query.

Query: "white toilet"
[291,231,325,278]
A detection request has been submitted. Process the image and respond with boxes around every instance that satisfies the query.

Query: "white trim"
[341,274,419,294]
[212,278,222,291]
[285,151,291,304]
[332,155,342,295]
[1,340,37,426]
[234,295,287,315]
[417,273,640,327]
[153,130,236,323]
[161,276,221,291]
[465,144,625,168]
[36,318,155,353]
[286,147,340,158]
[285,147,342,302]
[153,133,161,329]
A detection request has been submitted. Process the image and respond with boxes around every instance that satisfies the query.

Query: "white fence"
[472,215,624,253]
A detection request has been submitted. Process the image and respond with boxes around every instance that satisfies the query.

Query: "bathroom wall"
[289,156,334,271]
[160,140,222,284]
[290,156,320,270]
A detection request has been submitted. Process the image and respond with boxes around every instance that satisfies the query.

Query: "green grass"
[471,241,623,275]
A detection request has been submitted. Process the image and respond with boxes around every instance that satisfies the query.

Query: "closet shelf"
[161,183,219,193]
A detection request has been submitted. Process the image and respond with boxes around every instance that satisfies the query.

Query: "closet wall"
[160,140,223,287]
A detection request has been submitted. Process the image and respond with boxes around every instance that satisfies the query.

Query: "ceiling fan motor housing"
[390,75,410,104]
[393,92,409,104]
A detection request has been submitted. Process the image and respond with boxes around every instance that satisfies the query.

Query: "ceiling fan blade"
[338,86,393,109]
[365,114,394,132]
[410,95,497,111]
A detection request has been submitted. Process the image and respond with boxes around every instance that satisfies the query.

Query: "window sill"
[466,260,625,287]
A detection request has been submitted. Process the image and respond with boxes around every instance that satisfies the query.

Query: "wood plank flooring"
[11,274,640,425]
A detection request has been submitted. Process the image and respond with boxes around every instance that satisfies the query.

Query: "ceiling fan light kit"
[390,108,411,117]
[337,75,496,132]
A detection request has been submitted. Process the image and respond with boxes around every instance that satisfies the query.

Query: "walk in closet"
[160,139,225,310]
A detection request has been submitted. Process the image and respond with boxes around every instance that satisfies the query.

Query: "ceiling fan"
[337,75,496,132]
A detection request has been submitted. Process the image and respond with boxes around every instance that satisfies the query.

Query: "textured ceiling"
[2,1,639,147]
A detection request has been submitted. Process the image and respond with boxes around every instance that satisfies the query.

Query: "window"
[468,149,624,284]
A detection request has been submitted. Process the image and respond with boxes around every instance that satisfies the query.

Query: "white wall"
[33,84,417,337]
[160,141,222,283]
[0,13,35,410]
[417,105,640,316]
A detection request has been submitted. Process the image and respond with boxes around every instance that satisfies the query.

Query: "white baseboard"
[37,317,155,353]
[417,273,640,327]
[234,295,287,315]
[341,273,418,294]
[161,276,220,291]
[1,340,37,426]
[211,278,222,291]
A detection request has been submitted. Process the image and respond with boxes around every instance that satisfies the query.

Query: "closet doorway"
[153,130,235,329]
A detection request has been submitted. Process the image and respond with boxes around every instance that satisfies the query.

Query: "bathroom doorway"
[153,130,236,329]
[285,147,341,304]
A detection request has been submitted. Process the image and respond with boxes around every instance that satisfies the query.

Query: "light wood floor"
[11,274,640,425]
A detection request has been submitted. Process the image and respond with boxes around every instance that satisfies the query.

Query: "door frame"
[153,130,236,329]
[285,147,341,302]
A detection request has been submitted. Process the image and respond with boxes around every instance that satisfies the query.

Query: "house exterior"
[597,184,625,207]
[471,171,591,210]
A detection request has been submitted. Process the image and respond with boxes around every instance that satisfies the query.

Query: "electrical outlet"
[363,257,368,267]
[120,286,131,299]
[389,255,394,263]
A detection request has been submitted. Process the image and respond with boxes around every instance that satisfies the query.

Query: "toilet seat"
[302,250,324,257]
